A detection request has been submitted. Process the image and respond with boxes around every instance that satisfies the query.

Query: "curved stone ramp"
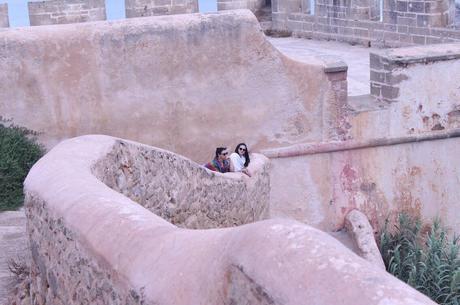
[24,135,436,305]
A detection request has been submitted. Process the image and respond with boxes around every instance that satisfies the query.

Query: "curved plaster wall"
[24,135,437,305]
[0,10,342,164]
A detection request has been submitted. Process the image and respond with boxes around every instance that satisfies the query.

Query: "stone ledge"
[372,43,460,65]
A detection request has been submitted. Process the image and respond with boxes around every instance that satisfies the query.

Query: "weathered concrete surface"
[345,210,385,269]
[0,10,345,163]
[267,136,460,234]
[0,209,28,305]
[125,0,198,18]
[0,3,8,28]
[23,134,437,305]
[269,37,372,96]
[93,139,270,229]
[356,43,460,140]
[28,0,106,26]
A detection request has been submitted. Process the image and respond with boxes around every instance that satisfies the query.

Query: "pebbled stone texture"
[25,196,146,305]
[93,140,270,229]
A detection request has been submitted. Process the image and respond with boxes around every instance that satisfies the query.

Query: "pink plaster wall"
[0,10,340,164]
[268,136,460,234]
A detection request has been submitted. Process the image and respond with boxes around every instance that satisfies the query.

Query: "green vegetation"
[0,119,44,211]
[379,213,460,305]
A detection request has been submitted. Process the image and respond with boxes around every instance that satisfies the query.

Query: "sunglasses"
[239,148,246,151]
[221,152,228,155]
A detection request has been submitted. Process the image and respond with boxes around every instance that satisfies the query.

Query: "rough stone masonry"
[28,0,106,26]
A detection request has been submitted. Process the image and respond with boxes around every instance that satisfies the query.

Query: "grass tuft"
[380,213,460,305]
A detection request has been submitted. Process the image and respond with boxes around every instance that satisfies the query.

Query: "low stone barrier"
[92,139,270,229]
[24,135,436,305]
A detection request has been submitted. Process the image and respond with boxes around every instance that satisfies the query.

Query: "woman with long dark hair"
[229,143,251,177]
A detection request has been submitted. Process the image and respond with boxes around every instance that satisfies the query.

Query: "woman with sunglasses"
[230,143,251,177]
[204,147,231,173]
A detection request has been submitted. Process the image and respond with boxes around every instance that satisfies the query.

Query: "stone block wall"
[0,3,8,28]
[93,140,270,229]
[217,0,266,12]
[315,0,379,21]
[28,0,106,26]
[368,43,460,135]
[125,0,198,18]
[383,0,454,28]
[272,0,460,46]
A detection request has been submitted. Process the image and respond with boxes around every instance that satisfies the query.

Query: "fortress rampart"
[24,134,437,305]
[0,10,346,163]
[125,0,198,17]
[271,0,460,46]
[28,0,107,26]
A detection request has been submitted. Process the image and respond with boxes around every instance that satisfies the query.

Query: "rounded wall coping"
[24,135,437,305]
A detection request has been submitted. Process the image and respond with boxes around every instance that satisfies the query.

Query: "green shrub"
[0,119,44,211]
[380,213,460,305]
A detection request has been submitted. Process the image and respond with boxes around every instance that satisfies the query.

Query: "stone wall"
[24,134,437,305]
[0,10,345,163]
[93,140,270,229]
[0,3,8,28]
[28,0,106,26]
[217,0,266,12]
[272,0,460,46]
[363,43,460,138]
[125,0,198,17]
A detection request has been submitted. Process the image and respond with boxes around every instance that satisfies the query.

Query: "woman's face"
[218,149,229,161]
[238,145,247,157]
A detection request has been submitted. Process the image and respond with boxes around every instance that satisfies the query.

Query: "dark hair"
[215,147,227,159]
[235,143,250,167]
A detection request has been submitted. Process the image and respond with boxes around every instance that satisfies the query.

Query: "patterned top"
[204,158,230,173]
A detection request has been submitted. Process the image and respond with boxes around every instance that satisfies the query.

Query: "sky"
[1,0,217,27]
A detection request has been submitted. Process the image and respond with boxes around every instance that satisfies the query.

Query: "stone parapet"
[272,0,460,47]
[370,44,460,115]
[28,0,106,26]
[0,3,8,28]
[217,0,266,12]
[24,134,437,305]
[125,0,198,17]
[93,139,270,229]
